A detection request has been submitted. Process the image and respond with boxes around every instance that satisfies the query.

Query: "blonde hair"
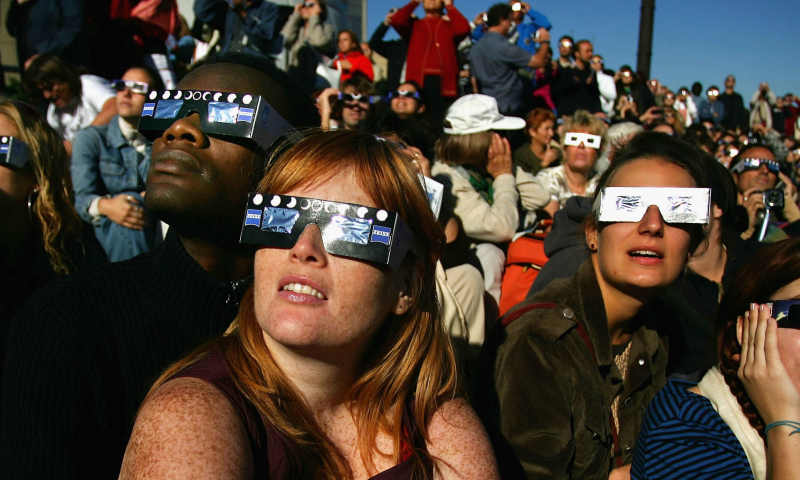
[147,130,460,479]
[561,109,607,151]
[434,130,493,167]
[0,101,83,274]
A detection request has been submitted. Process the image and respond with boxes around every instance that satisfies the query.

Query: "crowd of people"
[1,0,800,479]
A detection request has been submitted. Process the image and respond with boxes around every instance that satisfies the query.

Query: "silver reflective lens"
[154,99,184,119]
[325,215,371,245]
[594,187,711,224]
[262,207,300,233]
[208,102,239,124]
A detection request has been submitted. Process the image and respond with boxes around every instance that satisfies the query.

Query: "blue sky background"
[364,0,799,98]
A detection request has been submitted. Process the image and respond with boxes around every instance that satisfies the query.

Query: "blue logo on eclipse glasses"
[371,226,391,245]
[245,209,262,227]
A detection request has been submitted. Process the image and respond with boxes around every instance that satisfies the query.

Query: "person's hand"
[541,144,559,168]
[639,105,660,124]
[486,133,513,179]
[406,146,431,177]
[519,1,531,12]
[384,9,396,25]
[752,123,767,135]
[318,87,339,116]
[442,0,453,7]
[98,194,147,230]
[473,12,485,25]
[608,464,631,480]
[738,304,800,425]
[294,2,303,13]
[741,188,765,238]
[778,171,800,222]
[338,59,352,70]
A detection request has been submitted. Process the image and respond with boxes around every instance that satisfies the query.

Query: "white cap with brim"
[442,94,526,135]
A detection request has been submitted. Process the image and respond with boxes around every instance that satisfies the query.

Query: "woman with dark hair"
[633,238,800,480]
[281,0,336,94]
[474,131,711,479]
[332,29,374,84]
[513,107,561,175]
[0,101,104,372]
[614,65,659,125]
[120,130,500,479]
[24,53,117,144]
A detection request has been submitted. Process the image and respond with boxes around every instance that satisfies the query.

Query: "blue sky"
[365,0,799,98]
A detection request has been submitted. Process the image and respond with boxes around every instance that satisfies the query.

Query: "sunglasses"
[564,132,601,149]
[665,94,675,100]
[138,90,298,150]
[679,90,689,96]
[665,113,675,118]
[111,79,149,94]
[302,2,316,7]
[594,187,711,224]
[590,59,603,65]
[621,71,632,78]
[708,90,720,96]
[240,193,422,270]
[767,301,800,329]
[0,136,30,168]
[559,41,573,48]
[725,148,740,157]
[387,90,421,100]
[730,157,781,174]
[338,92,379,104]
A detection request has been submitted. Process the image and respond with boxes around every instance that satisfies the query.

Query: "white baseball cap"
[443,94,526,135]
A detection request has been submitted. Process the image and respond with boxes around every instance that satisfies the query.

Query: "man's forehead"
[178,63,277,99]
[741,146,775,160]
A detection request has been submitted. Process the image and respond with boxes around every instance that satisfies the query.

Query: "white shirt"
[46,74,115,142]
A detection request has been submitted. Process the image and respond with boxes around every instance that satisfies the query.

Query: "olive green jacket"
[473,261,668,479]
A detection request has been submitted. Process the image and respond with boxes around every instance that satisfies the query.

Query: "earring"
[27,188,39,222]
[589,242,596,250]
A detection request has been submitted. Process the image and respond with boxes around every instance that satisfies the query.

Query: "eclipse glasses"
[137,90,298,150]
[767,301,800,330]
[730,157,780,175]
[111,79,149,95]
[564,132,602,149]
[338,92,381,104]
[594,187,711,224]
[387,90,421,101]
[0,136,30,168]
[240,193,422,270]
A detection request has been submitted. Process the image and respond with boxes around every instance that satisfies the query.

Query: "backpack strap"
[500,302,557,327]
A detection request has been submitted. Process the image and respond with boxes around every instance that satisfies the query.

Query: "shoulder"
[120,377,253,479]
[642,379,724,434]
[73,122,109,143]
[426,398,500,480]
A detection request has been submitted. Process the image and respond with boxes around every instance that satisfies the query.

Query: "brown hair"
[434,131,493,167]
[146,130,458,478]
[0,101,83,274]
[524,108,556,139]
[663,107,685,136]
[338,30,362,53]
[561,110,607,152]
[716,237,800,441]
[23,53,82,101]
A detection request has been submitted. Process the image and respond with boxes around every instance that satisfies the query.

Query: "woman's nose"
[638,205,665,237]
[289,224,328,267]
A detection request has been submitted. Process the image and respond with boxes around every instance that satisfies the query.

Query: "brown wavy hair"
[716,237,800,441]
[524,108,556,139]
[147,130,458,478]
[0,101,83,274]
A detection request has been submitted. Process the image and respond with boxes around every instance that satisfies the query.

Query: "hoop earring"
[28,189,39,222]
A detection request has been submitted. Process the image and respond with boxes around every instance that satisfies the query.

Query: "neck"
[591,254,651,345]
[530,139,546,156]
[487,25,506,35]
[687,225,726,283]
[725,87,733,94]
[178,232,255,282]
[425,10,442,18]
[263,333,363,416]
[564,162,592,194]
[574,58,588,70]
[120,115,139,129]
[0,211,32,269]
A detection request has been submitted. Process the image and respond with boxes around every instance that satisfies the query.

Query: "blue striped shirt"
[631,379,754,479]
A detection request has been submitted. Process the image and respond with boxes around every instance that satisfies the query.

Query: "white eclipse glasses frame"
[594,187,711,224]
[564,132,602,149]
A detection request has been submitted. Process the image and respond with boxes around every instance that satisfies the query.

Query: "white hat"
[443,94,526,135]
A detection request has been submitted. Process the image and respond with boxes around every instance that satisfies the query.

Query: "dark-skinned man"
[0,52,319,479]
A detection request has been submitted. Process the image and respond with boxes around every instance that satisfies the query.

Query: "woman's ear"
[712,204,724,219]
[585,222,598,251]
[392,261,422,315]
[392,290,414,315]
[733,315,744,362]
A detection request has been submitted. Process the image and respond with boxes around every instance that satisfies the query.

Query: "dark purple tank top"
[172,351,415,479]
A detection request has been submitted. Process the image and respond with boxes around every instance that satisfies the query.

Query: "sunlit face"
[529,119,554,146]
[337,32,355,54]
[0,114,35,222]
[564,128,599,172]
[558,38,573,58]
[390,82,422,119]
[340,85,369,130]
[732,146,777,193]
[116,68,151,121]
[590,56,603,72]
[576,42,593,63]
[253,168,407,354]
[588,158,695,294]
[768,278,800,396]
[38,80,72,109]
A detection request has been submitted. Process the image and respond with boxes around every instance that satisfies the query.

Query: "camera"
[762,189,785,210]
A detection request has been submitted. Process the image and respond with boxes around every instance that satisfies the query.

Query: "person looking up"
[0,52,320,479]
[632,238,800,480]
[475,131,711,479]
[332,29,374,84]
[281,0,336,94]
[556,35,574,68]
[391,0,470,129]
[590,54,617,116]
[471,0,552,56]
[23,53,116,146]
[551,40,602,116]
[750,81,777,131]
[319,76,375,131]
[699,85,725,129]
[70,66,164,262]
[369,7,408,93]
[719,75,748,132]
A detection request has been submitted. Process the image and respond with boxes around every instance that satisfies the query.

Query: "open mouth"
[628,250,663,259]
[282,282,327,300]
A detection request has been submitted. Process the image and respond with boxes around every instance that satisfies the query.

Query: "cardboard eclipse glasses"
[594,187,711,224]
[111,79,149,94]
[137,90,298,150]
[564,132,602,149]
[730,157,781,175]
[240,193,422,270]
[0,136,30,168]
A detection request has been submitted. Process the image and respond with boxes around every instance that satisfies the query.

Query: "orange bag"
[498,232,549,316]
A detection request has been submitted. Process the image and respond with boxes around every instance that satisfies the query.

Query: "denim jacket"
[70,116,151,224]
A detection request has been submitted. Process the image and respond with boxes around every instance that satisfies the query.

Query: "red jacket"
[333,50,374,84]
[391,1,470,98]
